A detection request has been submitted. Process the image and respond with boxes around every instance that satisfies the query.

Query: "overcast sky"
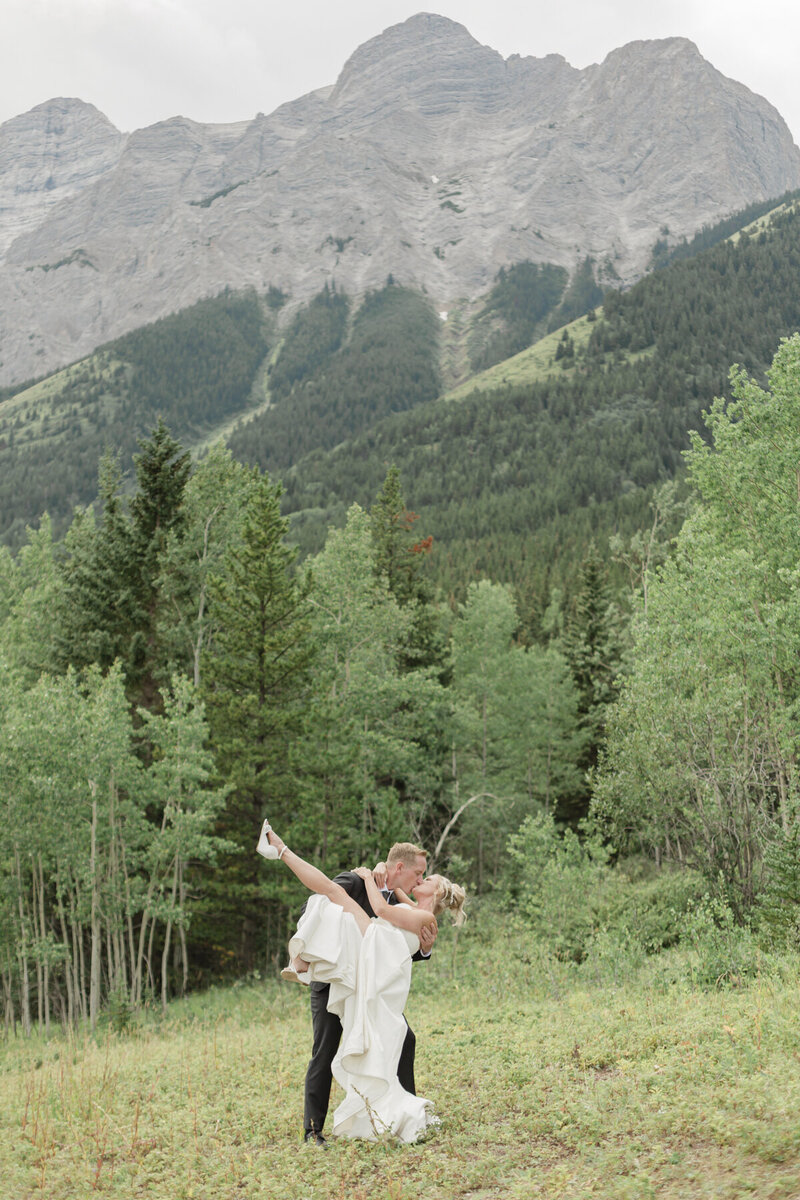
[3,0,800,144]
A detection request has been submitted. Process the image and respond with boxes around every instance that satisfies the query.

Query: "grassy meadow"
[4,914,800,1200]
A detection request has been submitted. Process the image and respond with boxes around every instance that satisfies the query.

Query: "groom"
[302,841,437,1147]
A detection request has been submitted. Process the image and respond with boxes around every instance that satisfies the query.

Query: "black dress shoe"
[304,1130,329,1148]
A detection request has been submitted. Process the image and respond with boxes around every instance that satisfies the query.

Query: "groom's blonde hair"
[387,842,427,867]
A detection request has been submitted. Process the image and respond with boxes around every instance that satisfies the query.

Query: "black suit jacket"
[331,870,381,917]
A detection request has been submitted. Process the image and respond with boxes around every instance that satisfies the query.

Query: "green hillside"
[2,189,799,588]
[444,309,602,401]
[0,290,270,544]
[466,259,569,372]
[280,197,800,613]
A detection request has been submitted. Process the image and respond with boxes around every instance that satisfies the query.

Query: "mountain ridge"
[1,14,799,387]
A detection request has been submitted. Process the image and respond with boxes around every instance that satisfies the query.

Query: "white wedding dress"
[288,894,436,1142]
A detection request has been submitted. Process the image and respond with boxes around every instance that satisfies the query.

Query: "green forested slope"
[3,193,800,582]
[0,290,269,543]
[281,200,800,610]
[227,283,441,472]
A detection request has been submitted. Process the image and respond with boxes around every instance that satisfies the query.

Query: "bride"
[258,820,466,1143]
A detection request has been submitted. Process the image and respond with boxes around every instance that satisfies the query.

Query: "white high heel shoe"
[256,819,286,860]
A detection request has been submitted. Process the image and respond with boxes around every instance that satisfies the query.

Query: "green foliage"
[0,515,59,684]
[756,822,800,950]
[283,201,800,604]
[106,289,268,431]
[594,335,800,911]
[54,422,191,708]
[447,583,587,885]
[649,188,800,270]
[560,544,624,824]
[547,256,603,330]
[266,283,349,399]
[505,814,711,965]
[200,471,314,971]
[370,465,445,674]
[53,458,141,680]
[678,894,764,988]
[506,813,615,961]
[155,443,257,686]
[292,504,446,876]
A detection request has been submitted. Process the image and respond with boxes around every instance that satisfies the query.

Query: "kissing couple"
[257,821,466,1144]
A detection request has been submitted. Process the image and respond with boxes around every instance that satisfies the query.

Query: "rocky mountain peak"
[331,12,508,115]
[0,98,125,257]
[1,19,800,387]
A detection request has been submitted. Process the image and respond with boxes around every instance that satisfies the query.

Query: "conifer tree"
[130,420,192,708]
[130,418,191,567]
[200,471,314,970]
[561,544,622,825]
[371,465,425,605]
[55,422,191,711]
[54,455,140,679]
[370,465,444,673]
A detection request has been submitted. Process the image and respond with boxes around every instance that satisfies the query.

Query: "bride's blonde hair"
[433,876,467,926]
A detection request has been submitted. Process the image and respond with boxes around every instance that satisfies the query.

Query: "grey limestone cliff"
[1,13,799,386]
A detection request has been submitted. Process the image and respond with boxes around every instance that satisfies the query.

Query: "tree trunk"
[89,781,102,1030]
[161,856,180,1010]
[37,854,50,1033]
[31,861,44,1031]
[178,860,189,997]
[15,849,32,1037]
[55,879,75,1027]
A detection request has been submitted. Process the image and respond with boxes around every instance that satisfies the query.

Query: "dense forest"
[467,260,569,371]
[4,195,800,604]
[6,319,800,1032]
[6,193,800,1035]
[1,431,607,1025]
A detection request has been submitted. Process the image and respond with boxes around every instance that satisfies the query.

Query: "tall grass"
[4,912,800,1199]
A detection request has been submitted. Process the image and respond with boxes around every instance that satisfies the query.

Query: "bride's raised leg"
[261,822,371,935]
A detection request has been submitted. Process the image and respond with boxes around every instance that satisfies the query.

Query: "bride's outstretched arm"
[264,826,371,935]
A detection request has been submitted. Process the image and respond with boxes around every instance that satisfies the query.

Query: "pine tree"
[371,465,425,605]
[200,471,314,970]
[129,420,191,708]
[370,465,444,673]
[130,418,191,564]
[561,544,622,825]
[54,422,191,711]
[54,455,140,678]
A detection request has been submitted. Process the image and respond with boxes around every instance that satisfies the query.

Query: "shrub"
[505,814,617,961]
[755,822,800,950]
[679,893,763,987]
[504,814,708,963]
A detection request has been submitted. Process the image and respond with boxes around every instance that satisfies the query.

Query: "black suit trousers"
[303,981,416,1135]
